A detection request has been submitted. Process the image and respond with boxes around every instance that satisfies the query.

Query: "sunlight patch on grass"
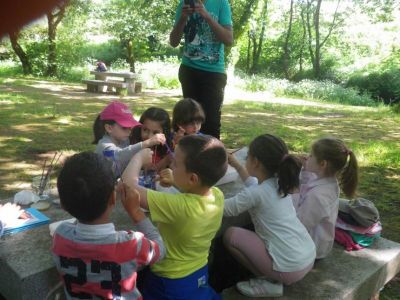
[55,117,73,124]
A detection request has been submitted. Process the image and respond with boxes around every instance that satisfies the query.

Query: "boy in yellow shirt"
[123,134,227,299]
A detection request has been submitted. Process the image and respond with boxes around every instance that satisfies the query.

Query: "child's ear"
[109,190,117,206]
[320,159,328,170]
[189,172,200,186]
[105,124,113,134]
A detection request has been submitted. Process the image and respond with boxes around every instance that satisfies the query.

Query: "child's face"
[245,155,257,176]
[170,146,191,191]
[304,151,322,174]
[180,121,202,135]
[106,123,132,142]
[141,119,163,141]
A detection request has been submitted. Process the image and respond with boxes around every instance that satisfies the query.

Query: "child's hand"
[118,183,145,223]
[145,133,166,148]
[159,168,174,187]
[136,148,154,166]
[227,152,241,170]
[173,126,186,146]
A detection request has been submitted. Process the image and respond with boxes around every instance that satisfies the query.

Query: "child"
[171,98,205,146]
[223,134,316,298]
[293,137,358,259]
[52,151,166,299]
[122,134,227,299]
[130,107,173,171]
[93,101,166,176]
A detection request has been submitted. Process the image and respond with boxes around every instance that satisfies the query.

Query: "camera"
[184,0,196,8]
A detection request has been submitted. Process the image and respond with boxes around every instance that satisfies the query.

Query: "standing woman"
[170,0,233,139]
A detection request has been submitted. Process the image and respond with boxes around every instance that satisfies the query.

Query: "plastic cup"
[31,175,51,200]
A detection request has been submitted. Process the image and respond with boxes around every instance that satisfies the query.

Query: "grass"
[0,76,399,298]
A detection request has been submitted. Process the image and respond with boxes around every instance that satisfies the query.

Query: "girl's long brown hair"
[312,137,358,198]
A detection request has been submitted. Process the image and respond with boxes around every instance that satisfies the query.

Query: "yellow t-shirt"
[147,187,224,278]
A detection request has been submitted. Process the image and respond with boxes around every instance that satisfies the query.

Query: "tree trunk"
[127,40,136,73]
[246,30,251,73]
[226,0,259,59]
[283,0,294,79]
[299,6,307,73]
[313,0,322,79]
[9,31,32,75]
[253,0,268,72]
[46,5,66,77]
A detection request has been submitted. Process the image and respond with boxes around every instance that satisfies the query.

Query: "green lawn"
[0,76,399,298]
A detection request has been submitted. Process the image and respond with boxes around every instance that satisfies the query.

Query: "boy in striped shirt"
[52,151,165,299]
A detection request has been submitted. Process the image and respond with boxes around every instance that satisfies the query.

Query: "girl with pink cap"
[93,101,166,177]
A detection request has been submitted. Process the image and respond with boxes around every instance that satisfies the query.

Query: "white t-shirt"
[224,177,316,272]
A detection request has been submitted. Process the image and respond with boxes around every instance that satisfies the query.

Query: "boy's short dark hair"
[57,152,115,223]
[178,135,227,187]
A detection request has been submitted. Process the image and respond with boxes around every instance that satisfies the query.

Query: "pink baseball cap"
[100,101,141,128]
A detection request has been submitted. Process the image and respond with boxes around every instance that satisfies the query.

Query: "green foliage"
[136,60,180,89]
[239,75,377,106]
[347,50,400,104]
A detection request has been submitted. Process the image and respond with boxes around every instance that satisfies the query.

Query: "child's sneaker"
[236,278,283,298]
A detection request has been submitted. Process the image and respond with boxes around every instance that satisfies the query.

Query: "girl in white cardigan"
[224,134,316,298]
[293,137,359,259]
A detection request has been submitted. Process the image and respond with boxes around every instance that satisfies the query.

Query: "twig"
[39,152,58,195]
[39,159,47,193]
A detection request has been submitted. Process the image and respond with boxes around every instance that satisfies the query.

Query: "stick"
[39,160,47,193]
[40,152,57,195]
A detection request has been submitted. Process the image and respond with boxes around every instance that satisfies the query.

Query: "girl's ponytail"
[249,134,301,197]
[92,115,104,144]
[339,151,358,198]
[312,137,359,198]
[92,115,115,144]
[278,155,302,197]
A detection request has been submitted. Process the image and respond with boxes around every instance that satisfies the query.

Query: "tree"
[8,31,32,75]
[103,0,175,72]
[246,0,269,74]
[45,4,66,77]
[303,0,342,79]
[282,0,294,79]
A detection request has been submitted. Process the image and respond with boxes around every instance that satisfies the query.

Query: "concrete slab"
[0,197,135,300]
[222,238,400,300]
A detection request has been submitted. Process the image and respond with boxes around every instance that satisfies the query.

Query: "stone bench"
[82,79,128,95]
[221,238,400,300]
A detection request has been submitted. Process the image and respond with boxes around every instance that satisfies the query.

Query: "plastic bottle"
[103,149,121,180]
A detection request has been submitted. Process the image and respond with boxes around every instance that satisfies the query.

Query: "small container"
[31,175,51,200]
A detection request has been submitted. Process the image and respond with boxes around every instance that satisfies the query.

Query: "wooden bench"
[82,79,128,95]
[221,238,400,299]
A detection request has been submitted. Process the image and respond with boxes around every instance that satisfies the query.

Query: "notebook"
[3,207,50,235]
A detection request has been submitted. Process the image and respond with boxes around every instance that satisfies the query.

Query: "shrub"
[238,74,377,107]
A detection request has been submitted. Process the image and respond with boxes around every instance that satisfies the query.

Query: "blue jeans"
[142,265,221,300]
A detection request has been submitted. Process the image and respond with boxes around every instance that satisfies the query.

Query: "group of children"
[51,99,359,299]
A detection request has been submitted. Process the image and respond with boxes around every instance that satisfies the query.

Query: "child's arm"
[228,152,249,182]
[118,182,166,263]
[142,133,166,149]
[122,149,153,210]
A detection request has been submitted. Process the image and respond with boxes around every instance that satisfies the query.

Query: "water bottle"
[103,149,121,180]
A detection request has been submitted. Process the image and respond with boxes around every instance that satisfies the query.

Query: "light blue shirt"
[175,0,232,73]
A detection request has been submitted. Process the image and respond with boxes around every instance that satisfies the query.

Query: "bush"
[135,60,180,89]
[347,69,400,104]
[238,74,377,107]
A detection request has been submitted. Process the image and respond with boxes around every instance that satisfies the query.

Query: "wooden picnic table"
[82,71,139,95]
